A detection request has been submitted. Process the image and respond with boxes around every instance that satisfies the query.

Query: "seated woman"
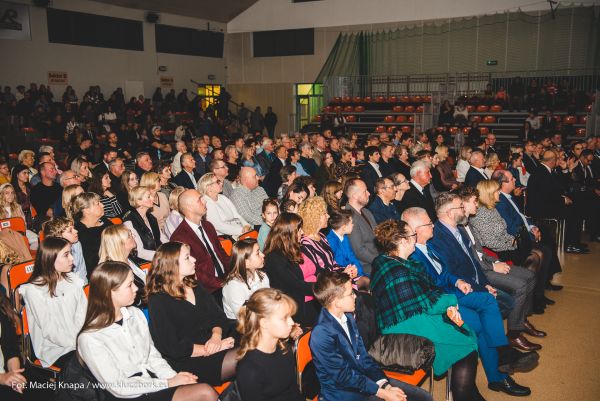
[0,296,27,399]
[485,152,501,179]
[435,145,459,191]
[280,181,308,212]
[140,172,170,232]
[43,217,87,284]
[70,156,91,190]
[72,192,113,276]
[263,213,320,328]
[277,165,298,200]
[18,237,87,369]
[241,141,264,178]
[198,173,251,240]
[61,184,84,219]
[163,186,186,240]
[146,242,238,386]
[11,165,33,231]
[88,170,123,219]
[370,220,483,401]
[257,199,279,251]
[116,169,138,213]
[78,261,218,401]
[222,238,270,319]
[321,180,343,215]
[0,183,38,249]
[99,224,147,307]
[236,288,304,401]
[456,146,472,184]
[123,186,162,262]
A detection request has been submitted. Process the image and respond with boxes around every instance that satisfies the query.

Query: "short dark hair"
[434,191,460,214]
[329,210,353,230]
[313,270,352,307]
[457,185,479,201]
[365,146,379,160]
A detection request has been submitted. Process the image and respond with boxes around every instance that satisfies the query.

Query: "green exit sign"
[486,60,498,66]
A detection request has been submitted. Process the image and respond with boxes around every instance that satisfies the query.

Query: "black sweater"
[75,217,113,276]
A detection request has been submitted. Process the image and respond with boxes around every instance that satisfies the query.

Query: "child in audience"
[257,199,278,251]
[310,270,433,401]
[326,210,365,277]
[146,242,238,386]
[43,217,88,284]
[236,288,304,401]
[0,183,38,250]
[18,237,87,369]
[0,295,26,398]
[78,261,218,401]
[280,199,299,214]
[222,238,270,319]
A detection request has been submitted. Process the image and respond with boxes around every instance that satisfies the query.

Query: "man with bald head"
[170,189,230,297]
[230,167,268,228]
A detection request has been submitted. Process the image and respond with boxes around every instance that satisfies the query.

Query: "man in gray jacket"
[344,178,378,275]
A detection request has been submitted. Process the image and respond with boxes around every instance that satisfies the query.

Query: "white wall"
[228,0,549,33]
[0,0,226,98]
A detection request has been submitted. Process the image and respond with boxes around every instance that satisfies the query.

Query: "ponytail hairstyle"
[79,261,132,334]
[236,288,297,360]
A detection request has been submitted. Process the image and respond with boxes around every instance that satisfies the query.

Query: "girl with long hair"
[257,199,279,251]
[236,288,303,401]
[222,238,269,319]
[321,180,343,215]
[78,261,218,401]
[146,242,238,386]
[0,183,38,249]
[0,294,27,398]
[10,165,33,230]
[61,184,84,219]
[18,237,87,369]
[263,212,319,327]
[117,169,139,212]
[88,170,123,218]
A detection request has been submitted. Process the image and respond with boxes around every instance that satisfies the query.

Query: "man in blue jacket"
[310,270,432,401]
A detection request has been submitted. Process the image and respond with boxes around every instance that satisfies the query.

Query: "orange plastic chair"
[239,230,259,241]
[110,217,123,225]
[482,116,496,123]
[395,115,407,123]
[384,369,428,386]
[476,105,489,112]
[220,238,233,256]
[346,115,356,123]
[392,105,404,113]
[375,126,386,133]
[343,106,354,112]
[20,307,62,378]
[39,231,45,242]
[355,106,365,112]
[296,331,318,401]
[384,116,395,123]
[490,105,503,112]
[7,260,35,308]
[139,262,151,275]
[213,381,231,394]
[386,126,397,133]
[353,96,362,103]
[404,105,415,113]
[83,285,90,298]
[0,217,27,234]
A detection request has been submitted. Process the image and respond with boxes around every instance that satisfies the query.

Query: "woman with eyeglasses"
[390,172,411,216]
[370,220,482,401]
[198,173,251,240]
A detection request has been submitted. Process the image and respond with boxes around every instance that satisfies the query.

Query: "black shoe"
[543,296,555,305]
[565,245,589,254]
[546,283,563,291]
[488,377,532,396]
[498,349,540,374]
[532,305,545,315]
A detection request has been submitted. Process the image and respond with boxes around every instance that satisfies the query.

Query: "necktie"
[198,225,225,278]
[452,230,479,284]
[426,247,443,274]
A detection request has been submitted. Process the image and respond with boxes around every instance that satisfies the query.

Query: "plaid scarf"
[371,254,443,331]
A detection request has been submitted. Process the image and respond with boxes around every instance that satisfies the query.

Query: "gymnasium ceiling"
[94,0,260,23]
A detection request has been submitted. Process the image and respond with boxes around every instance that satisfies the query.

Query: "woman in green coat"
[370,219,485,401]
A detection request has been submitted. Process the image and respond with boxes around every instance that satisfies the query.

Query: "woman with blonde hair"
[99,224,146,306]
[78,261,218,401]
[61,184,84,219]
[236,288,303,401]
[435,145,459,191]
[198,173,250,240]
[485,152,501,179]
[123,186,163,261]
[163,186,185,240]
[70,156,91,188]
[146,242,238,386]
[140,172,170,231]
[321,180,343,215]
[456,146,472,183]
[0,183,39,249]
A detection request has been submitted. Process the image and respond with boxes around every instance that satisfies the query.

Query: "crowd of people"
[0,82,598,401]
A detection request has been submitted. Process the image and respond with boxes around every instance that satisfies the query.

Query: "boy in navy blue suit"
[310,270,432,401]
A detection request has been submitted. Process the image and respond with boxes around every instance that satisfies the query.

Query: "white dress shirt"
[222,272,270,319]
[184,217,225,277]
[368,161,383,178]
[19,274,87,367]
[410,179,425,194]
[78,307,176,398]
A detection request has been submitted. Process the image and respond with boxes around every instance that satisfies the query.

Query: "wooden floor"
[427,241,600,401]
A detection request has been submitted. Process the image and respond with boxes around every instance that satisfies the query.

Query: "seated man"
[369,178,401,224]
[230,167,269,229]
[403,207,535,395]
[310,270,433,401]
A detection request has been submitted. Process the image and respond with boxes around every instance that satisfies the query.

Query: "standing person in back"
[264,106,278,139]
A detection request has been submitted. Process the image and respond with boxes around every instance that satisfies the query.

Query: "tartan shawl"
[370,253,444,331]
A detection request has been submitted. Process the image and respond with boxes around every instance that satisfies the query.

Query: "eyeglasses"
[210,179,223,185]
[415,222,433,229]
[382,185,395,190]
[341,291,356,299]
[395,180,407,185]
[402,233,418,240]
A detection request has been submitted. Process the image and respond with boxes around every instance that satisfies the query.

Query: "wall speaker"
[145,12,159,23]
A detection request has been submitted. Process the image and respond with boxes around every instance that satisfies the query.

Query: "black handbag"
[54,353,105,401]
[368,334,435,375]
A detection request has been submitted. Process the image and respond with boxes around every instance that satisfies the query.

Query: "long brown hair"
[263,212,303,264]
[145,242,197,301]
[236,288,297,360]
[79,261,132,334]
[29,236,71,297]
[225,239,265,290]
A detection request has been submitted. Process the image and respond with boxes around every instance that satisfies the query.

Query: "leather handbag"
[368,334,435,375]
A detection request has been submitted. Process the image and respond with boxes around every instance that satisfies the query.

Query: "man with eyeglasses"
[403,207,535,396]
[368,178,400,224]
[209,159,234,198]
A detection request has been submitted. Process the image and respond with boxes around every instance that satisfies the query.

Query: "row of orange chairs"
[332,95,432,104]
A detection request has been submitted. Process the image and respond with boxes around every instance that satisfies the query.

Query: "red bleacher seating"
[387,126,397,133]
[579,115,587,124]
[375,125,386,133]
[401,126,411,133]
[342,96,351,103]
[393,105,403,112]
[576,128,586,136]
[333,106,343,112]
[563,116,576,124]
[400,96,410,103]
[343,106,354,112]
[364,96,372,103]
[490,105,503,112]
[476,105,489,112]
[355,105,365,112]
[405,105,415,113]
[384,116,395,123]
[375,96,386,103]
[416,105,424,113]
[482,116,496,123]
[388,96,398,103]
[353,96,362,103]
[346,115,356,122]
[395,115,407,123]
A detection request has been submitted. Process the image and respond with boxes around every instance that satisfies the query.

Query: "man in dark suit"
[262,145,287,198]
[93,148,117,175]
[193,140,212,177]
[171,190,230,299]
[571,149,599,242]
[485,133,498,156]
[345,178,378,276]
[398,160,436,222]
[522,141,539,174]
[464,149,489,187]
[526,150,585,253]
[310,271,433,401]
[172,153,200,190]
[255,137,274,176]
[359,146,383,199]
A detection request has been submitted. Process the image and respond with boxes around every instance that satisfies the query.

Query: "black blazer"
[172,169,200,189]
[255,150,273,176]
[464,166,488,188]
[263,158,283,198]
[525,165,565,218]
[123,208,162,256]
[359,163,381,197]
[399,182,437,222]
[263,250,319,327]
[522,153,538,175]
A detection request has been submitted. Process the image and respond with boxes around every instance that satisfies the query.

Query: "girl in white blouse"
[78,261,218,401]
[198,173,251,240]
[222,239,270,319]
[18,237,87,368]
